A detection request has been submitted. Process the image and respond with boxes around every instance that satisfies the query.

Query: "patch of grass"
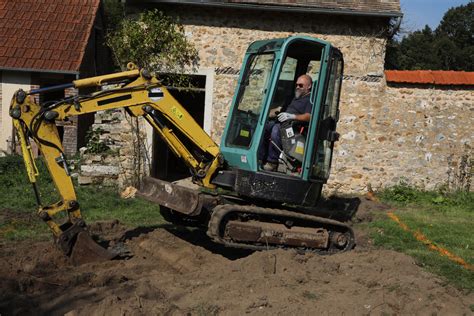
[77,186,163,227]
[0,216,48,241]
[302,290,318,300]
[379,183,473,211]
[0,155,165,242]
[194,304,220,316]
[371,184,474,291]
[0,154,60,212]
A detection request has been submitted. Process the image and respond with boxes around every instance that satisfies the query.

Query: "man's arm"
[278,112,310,122]
[294,113,310,122]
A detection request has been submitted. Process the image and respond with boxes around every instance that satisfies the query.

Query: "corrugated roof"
[0,0,101,73]
[385,70,474,86]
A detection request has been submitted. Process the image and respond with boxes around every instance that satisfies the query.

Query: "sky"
[400,0,471,33]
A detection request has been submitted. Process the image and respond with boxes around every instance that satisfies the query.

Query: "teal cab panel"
[220,35,344,183]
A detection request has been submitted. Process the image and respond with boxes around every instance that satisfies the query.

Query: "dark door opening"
[151,75,206,182]
[39,81,67,142]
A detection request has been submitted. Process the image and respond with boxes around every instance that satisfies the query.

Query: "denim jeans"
[258,120,282,164]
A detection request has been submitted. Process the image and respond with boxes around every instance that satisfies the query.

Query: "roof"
[229,0,401,15]
[385,70,474,86]
[0,0,101,74]
[140,0,402,17]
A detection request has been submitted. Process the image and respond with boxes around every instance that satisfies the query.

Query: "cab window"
[311,53,343,179]
[226,53,275,148]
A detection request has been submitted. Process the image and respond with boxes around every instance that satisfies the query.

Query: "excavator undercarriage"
[208,205,355,253]
[138,176,355,254]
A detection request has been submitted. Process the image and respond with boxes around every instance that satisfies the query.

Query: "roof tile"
[13,58,26,69]
[385,70,474,86]
[41,50,53,60]
[52,60,62,70]
[15,48,26,58]
[0,0,100,72]
[33,59,44,69]
[23,49,35,59]
[42,59,54,69]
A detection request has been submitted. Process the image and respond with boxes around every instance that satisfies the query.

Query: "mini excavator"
[10,36,354,265]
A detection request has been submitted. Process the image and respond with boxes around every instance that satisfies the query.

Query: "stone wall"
[170,6,472,193]
[79,109,149,188]
[327,80,473,193]
[59,87,80,156]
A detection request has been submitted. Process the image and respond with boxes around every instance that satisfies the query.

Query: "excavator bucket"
[69,232,116,266]
[137,176,204,216]
[56,220,117,265]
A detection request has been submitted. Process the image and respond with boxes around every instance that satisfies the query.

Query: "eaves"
[0,66,79,75]
[131,0,403,18]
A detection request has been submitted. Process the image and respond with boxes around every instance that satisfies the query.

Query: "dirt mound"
[1,202,473,315]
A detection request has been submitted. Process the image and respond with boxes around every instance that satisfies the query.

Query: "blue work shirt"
[285,94,312,115]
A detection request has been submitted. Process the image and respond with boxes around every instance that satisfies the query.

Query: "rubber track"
[207,204,355,254]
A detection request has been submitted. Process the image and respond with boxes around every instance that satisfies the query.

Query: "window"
[312,54,343,179]
[226,53,275,148]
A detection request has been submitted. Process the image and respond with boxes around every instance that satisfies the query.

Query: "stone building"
[105,0,403,189]
[0,0,112,156]
[129,0,401,140]
[81,1,473,193]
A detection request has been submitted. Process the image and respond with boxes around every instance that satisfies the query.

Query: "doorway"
[151,75,206,182]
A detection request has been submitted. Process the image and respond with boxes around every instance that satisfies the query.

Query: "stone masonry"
[329,81,473,193]
[79,109,149,188]
[60,87,80,156]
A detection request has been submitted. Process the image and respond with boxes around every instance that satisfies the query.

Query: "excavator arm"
[9,64,222,264]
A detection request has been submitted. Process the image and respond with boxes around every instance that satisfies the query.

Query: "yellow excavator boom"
[9,65,222,264]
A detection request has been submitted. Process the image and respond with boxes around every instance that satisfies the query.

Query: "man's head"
[295,74,312,99]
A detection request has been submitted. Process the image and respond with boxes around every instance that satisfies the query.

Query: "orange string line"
[387,212,474,271]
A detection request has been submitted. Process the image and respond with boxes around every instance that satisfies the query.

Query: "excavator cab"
[218,36,343,207]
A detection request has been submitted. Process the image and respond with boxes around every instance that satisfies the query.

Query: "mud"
[1,199,473,315]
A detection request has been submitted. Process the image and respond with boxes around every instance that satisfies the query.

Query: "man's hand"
[277,112,296,122]
[269,106,282,118]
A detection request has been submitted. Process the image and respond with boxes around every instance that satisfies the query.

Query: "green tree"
[106,9,198,80]
[103,0,125,33]
[436,2,474,49]
[384,38,401,70]
[102,9,199,186]
[398,26,440,70]
[385,2,474,71]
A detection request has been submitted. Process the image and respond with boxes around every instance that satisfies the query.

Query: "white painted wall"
[200,67,214,135]
[0,71,31,153]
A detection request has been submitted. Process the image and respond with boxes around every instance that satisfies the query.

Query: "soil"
[1,198,473,315]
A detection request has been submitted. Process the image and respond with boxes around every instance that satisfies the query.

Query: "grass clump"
[379,183,473,211]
